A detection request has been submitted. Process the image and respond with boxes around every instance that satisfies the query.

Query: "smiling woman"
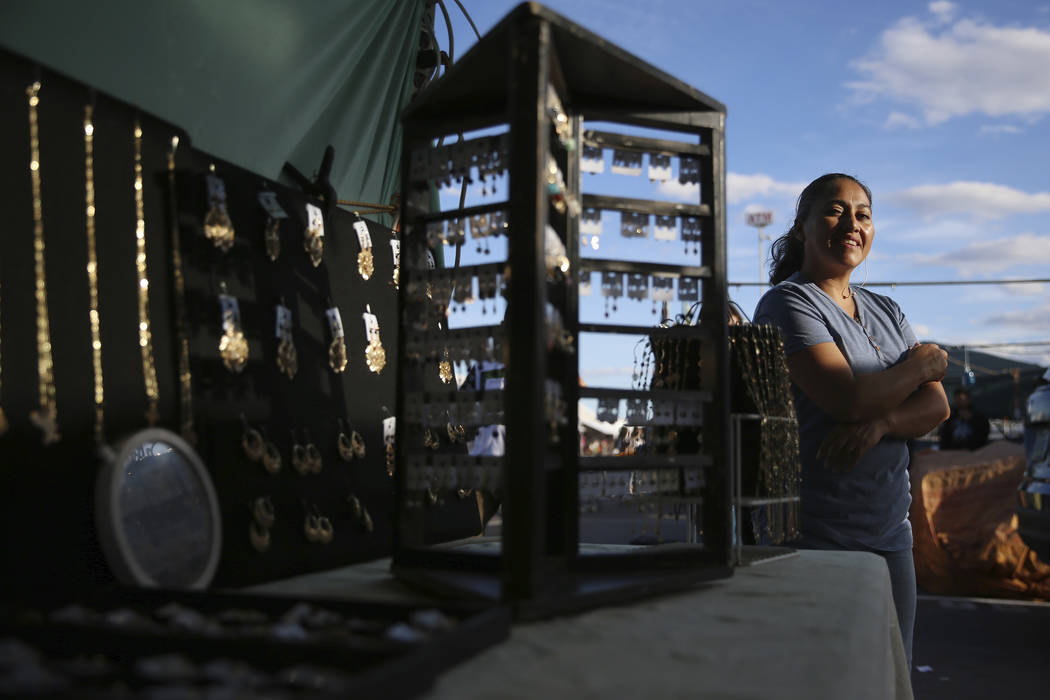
[754,173,951,670]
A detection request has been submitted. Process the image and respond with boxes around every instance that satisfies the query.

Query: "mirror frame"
[94,428,221,589]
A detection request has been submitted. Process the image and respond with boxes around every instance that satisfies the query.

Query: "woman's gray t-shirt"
[753,271,917,552]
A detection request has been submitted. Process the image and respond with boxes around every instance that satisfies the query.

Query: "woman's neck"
[800,262,853,301]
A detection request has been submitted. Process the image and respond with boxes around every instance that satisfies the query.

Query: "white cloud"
[928,1,956,25]
[657,179,700,203]
[726,173,804,205]
[979,124,1023,136]
[911,233,1050,275]
[884,111,921,129]
[848,14,1050,125]
[958,282,1047,303]
[877,216,982,245]
[980,301,1050,331]
[885,182,1050,219]
[912,322,932,337]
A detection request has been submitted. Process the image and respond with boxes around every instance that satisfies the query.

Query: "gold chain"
[167,136,195,442]
[0,280,7,436]
[84,105,104,442]
[26,82,59,444]
[133,121,160,425]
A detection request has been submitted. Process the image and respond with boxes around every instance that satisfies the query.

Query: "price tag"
[390,238,400,266]
[353,219,372,250]
[362,306,380,342]
[306,203,325,236]
[654,215,677,241]
[206,174,227,202]
[218,294,241,328]
[325,306,344,338]
[382,416,396,443]
[257,191,288,219]
[275,304,292,338]
[425,249,436,270]
[579,272,592,296]
[648,154,672,182]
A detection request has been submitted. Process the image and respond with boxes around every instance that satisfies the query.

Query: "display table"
[251,549,912,700]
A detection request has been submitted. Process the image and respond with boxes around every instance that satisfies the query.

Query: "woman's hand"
[817,417,891,471]
[906,343,949,383]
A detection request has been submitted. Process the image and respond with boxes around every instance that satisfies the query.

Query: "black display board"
[0,46,409,588]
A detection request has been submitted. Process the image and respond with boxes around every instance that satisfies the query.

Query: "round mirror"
[95,428,221,589]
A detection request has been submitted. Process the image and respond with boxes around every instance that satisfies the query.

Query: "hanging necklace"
[167,135,195,442]
[26,81,60,444]
[133,120,160,425]
[84,105,105,442]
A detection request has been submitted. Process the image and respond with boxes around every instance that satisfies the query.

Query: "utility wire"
[730,278,1050,288]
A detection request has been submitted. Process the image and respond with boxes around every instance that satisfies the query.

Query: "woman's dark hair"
[768,173,872,285]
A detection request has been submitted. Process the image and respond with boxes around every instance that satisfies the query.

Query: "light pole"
[746,210,774,283]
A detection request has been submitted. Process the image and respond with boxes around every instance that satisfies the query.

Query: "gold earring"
[348,494,363,520]
[275,302,298,380]
[351,430,366,459]
[423,427,439,450]
[439,347,454,384]
[241,417,264,462]
[249,519,270,552]
[327,306,348,374]
[262,438,282,475]
[304,203,325,267]
[303,513,321,542]
[291,432,310,475]
[353,214,374,280]
[218,286,249,373]
[253,496,275,529]
[204,170,235,252]
[264,215,280,262]
[337,422,355,462]
[317,516,334,544]
[304,433,323,474]
[362,306,386,374]
[365,334,386,374]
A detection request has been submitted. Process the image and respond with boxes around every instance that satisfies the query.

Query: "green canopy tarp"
[0,0,425,222]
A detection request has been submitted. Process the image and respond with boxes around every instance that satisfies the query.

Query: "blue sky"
[437,0,1050,383]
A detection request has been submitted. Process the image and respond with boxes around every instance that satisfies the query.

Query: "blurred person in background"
[938,388,990,450]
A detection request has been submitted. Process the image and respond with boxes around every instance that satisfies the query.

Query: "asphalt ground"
[911,594,1050,700]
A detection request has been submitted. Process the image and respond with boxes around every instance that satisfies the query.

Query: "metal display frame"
[393,2,733,618]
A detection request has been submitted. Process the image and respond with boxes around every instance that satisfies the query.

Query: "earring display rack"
[393,3,733,618]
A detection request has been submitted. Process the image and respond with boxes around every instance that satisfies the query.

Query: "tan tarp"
[910,441,1050,598]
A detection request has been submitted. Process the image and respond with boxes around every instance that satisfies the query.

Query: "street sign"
[746,211,773,227]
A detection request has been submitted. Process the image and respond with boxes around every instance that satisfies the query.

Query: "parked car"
[1018,382,1050,562]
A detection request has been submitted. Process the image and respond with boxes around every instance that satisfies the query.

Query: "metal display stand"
[729,413,799,567]
[393,2,733,618]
